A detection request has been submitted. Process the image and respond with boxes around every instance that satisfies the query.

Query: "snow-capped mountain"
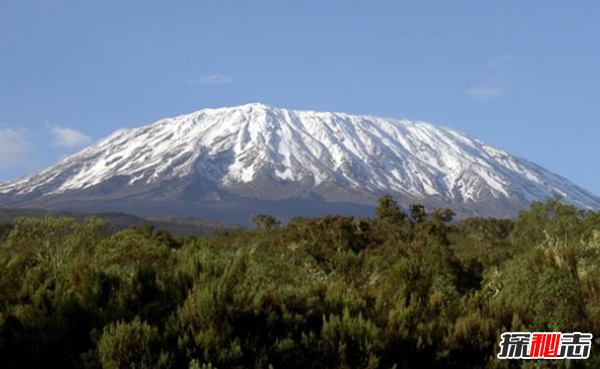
[0,103,598,224]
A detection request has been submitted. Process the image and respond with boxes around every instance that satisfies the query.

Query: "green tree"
[252,214,281,231]
[97,317,170,369]
[375,194,406,224]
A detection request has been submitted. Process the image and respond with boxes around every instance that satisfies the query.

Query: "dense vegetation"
[1,196,599,368]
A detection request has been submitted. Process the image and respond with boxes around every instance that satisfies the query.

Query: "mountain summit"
[0,103,598,224]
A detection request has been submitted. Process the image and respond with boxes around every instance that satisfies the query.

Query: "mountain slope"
[0,103,597,224]
[0,207,241,236]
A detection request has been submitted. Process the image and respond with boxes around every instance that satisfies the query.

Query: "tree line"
[0,196,599,368]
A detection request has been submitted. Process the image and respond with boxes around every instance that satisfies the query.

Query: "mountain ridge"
[0,103,597,225]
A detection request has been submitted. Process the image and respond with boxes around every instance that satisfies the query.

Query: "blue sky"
[1,1,599,195]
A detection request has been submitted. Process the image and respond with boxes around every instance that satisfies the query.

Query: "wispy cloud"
[47,123,92,148]
[190,74,235,85]
[0,127,35,170]
[467,86,505,101]
[467,55,517,102]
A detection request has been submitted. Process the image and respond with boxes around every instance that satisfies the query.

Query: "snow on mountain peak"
[0,104,598,213]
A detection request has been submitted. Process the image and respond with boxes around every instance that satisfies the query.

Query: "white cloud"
[467,86,505,102]
[467,54,517,102]
[47,124,92,148]
[194,74,234,85]
[0,127,35,170]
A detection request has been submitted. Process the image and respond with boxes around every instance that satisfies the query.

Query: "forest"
[0,196,599,368]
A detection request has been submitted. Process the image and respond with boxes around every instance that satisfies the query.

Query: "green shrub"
[97,317,170,369]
